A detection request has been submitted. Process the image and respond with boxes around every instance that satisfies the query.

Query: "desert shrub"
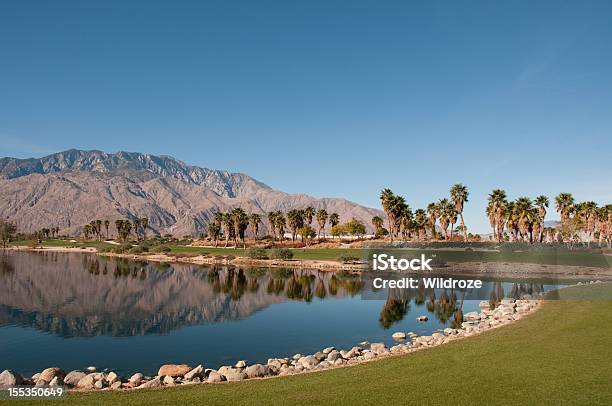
[339,254,360,263]
[270,248,293,260]
[128,245,148,254]
[152,245,171,253]
[111,243,133,254]
[247,248,269,260]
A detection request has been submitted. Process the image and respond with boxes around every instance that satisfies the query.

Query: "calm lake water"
[0,251,562,376]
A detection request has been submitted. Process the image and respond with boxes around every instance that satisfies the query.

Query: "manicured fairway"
[23,283,612,405]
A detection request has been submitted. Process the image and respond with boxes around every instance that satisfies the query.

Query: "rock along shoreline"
[0,297,541,392]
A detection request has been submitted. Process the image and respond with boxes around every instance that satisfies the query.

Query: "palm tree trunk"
[460,213,467,241]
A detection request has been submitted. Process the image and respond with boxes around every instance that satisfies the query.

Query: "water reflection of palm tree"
[433,289,456,324]
[379,288,409,329]
[315,275,327,299]
[328,275,339,296]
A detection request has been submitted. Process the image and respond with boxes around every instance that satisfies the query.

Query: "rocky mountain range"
[0,149,382,236]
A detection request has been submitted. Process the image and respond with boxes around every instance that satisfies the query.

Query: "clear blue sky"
[1,0,611,233]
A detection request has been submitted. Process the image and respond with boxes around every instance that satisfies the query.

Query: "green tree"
[298,225,316,245]
[372,215,384,238]
[0,219,17,248]
[103,220,110,240]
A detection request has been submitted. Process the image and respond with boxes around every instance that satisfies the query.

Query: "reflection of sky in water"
[0,251,564,376]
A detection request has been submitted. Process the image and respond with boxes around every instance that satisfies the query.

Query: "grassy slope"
[29,283,612,406]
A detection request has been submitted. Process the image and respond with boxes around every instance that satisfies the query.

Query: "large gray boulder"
[370,342,386,354]
[224,371,247,382]
[76,374,96,389]
[298,355,319,369]
[39,368,65,383]
[206,371,224,383]
[138,377,162,389]
[245,364,268,379]
[326,350,341,362]
[184,365,204,380]
[0,370,24,387]
[64,370,86,387]
[129,373,144,386]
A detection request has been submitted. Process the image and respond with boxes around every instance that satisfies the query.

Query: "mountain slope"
[0,150,382,236]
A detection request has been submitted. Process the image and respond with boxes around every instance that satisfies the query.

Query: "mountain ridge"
[0,149,383,236]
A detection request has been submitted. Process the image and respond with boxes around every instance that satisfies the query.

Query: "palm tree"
[221,213,233,247]
[115,220,123,241]
[380,189,396,240]
[555,193,575,228]
[287,209,305,242]
[437,198,453,240]
[515,197,535,243]
[398,205,412,241]
[267,211,277,241]
[95,220,102,240]
[103,220,110,240]
[450,184,469,241]
[329,213,340,229]
[389,194,408,240]
[82,224,91,239]
[579,201,598,245]
[303,207,315,225]
[132,218,140,240]
[249,213,261,240]
[427,202,438,240]
[208,222,221,247]
[414,209,427,241]
[534,196,549,242]
[140,217,149,240]
[275,211,286,243]
[316,209,328,238]
[231,208,249,247]
[488,189,507,242]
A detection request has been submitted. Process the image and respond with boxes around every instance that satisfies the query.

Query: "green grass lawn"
[22,283,612,405]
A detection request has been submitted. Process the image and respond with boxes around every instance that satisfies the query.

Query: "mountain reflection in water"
[0,251,547,338]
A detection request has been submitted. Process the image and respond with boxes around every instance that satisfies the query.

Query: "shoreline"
[5,245,612,280]
[0,296,544,392]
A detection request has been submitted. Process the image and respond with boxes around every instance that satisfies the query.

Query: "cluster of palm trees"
[379,184,469,242]
[206,207,341,247]
[267,208,339,242]
[486,190,612,246]
[207,208,251,248]
[40,227,61,239]
[82,217,148,241]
